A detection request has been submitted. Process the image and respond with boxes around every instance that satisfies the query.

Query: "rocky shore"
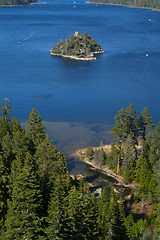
[72,144,138,194]
[51,52,96,60]
[51,32,104,61]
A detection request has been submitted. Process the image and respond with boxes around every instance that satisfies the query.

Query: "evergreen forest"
[0,0,37,6]
[0,99,160,239]
[89,0,160,10]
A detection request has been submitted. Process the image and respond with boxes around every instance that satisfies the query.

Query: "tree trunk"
[117,157,120,173]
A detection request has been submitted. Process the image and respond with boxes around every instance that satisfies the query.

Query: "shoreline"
[51,50,104,61]
[0,2,45,7]
[86,1,160,12]
[51,52,96,61]
[72,144,138,193]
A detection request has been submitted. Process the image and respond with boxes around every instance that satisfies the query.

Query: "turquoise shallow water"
[1,0,160,191]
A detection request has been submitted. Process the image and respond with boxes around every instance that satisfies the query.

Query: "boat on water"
[17,41,21,44]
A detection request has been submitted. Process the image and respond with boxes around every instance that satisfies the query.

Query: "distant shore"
[72,144,138,193]
[86,1,160,12]
[0,2,45,7]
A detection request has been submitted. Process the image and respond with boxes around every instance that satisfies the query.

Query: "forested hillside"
[89,0,160,10]
[0,0,38,6]
[0,99,159,239]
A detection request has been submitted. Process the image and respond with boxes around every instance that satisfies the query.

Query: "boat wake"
[18,34,33,44]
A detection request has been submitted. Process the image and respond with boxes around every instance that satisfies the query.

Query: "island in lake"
[88,0,160,10]
[0,0,38,6]
[51,32,104,60]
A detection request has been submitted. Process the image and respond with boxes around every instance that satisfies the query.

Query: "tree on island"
[51,32,104,60]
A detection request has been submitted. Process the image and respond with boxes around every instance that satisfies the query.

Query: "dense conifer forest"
[0,0,37,6]
[89,0,160,10]
[0,99,159,239]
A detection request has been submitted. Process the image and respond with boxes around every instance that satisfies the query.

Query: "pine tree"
[97,188,110,239]
[111,108,129,143]
[155,203,160,239]
[26,108,46,148]
[12,129,30,160]
[0,98,12,121]
[0,156,7,230]
[9,117,22,136]
[0,117,10,144]
[46,174,67,240]
[107,189,127,240]
[111,107,130,172]
[1,132,13,172]
[135,152,152,199]
[121,134,137,182]
[35,136,63,217]
[153,159,160,201]
[4,153,43,239]
[64,179,99,240]
[126,103,139,144]
[139,107,154,140]
[149,121,160,166]
[81,192,99,240]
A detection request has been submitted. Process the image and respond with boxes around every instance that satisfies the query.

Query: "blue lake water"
[0,0,160,189]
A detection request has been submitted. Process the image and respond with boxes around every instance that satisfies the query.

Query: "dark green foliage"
[153,159,160,201]
[63,180,99,240]
[0,98,11,121]
[97,188,110,239]
[89,0,160,10]
[125,214,148,240]
[111,107,129,143]
[35,136,70,217]
[46,175,68,240]
[155,203,160,238]
[0,102,159,239]
[4,153,43,239]
[106,143,119,170]
[0,0,38,5]
[149,121,160,166]
[0,117,10,144]
[107,189,127,240]
[139,107,154,140]
[121,134,137,182]
[51,32,104,59]
[85,146,94,159]
[126,103,139,145]
[0,156,7,229]
[26,108,46,148]
[135,151,156,202]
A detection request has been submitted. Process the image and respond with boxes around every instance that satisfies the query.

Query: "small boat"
[18,41,21,44]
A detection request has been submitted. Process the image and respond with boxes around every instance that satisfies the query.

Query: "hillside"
[0,0,38,6]
[88,0,160,10]
[51,32,104,60]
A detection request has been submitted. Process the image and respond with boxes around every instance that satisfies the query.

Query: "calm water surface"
[0,0,160,190]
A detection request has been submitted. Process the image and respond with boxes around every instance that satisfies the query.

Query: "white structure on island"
[74,31,79,37]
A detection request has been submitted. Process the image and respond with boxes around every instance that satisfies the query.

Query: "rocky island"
[51,32,104,60]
